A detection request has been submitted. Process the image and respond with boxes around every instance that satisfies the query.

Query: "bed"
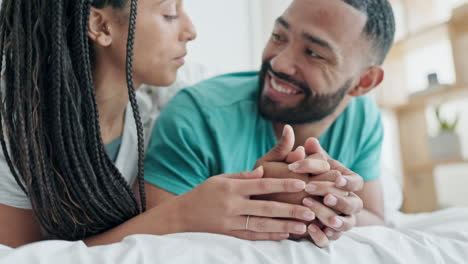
[1,64,466,263]
[0,207,467,264]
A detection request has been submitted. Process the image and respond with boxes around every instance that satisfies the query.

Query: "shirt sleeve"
[350,104,384,182]
[144,90,216,195]
[0,151,32,209]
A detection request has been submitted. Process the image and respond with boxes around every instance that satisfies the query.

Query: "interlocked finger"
[234,216,308,235]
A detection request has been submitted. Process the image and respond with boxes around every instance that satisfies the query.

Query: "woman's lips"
[174,53,187,65]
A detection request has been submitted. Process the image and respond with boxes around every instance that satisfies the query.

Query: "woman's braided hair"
[0,0,146,240]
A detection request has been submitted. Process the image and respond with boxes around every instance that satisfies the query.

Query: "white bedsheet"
[0,207,467,264]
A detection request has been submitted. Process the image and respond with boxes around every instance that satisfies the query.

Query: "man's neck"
[273,96,353,148]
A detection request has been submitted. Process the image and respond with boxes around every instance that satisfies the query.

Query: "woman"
[0,0,315,247]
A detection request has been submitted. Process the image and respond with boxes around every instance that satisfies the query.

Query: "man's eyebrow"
[276,17,290,29]
[276,16,338,56]
[302,32,336,54]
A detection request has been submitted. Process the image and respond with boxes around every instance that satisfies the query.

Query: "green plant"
[435,105,460,133]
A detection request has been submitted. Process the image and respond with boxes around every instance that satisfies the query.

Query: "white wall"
[183,0,293,72]
[184,0,258,73]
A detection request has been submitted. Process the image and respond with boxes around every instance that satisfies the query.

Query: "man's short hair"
[343,0,396,65]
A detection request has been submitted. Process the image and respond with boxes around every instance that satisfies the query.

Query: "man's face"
[259,0,369,124]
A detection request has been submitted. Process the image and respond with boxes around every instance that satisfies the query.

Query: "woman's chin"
[146,74,177,88]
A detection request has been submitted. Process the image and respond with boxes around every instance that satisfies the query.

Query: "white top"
[0,91,158,209]
[0,62,215,210]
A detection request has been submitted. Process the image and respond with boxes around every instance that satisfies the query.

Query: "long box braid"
[0,0,146,240]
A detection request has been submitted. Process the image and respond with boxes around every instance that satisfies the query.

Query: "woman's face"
[92,0,196,87]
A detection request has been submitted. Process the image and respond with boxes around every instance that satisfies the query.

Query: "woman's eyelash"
[164,15,179,21]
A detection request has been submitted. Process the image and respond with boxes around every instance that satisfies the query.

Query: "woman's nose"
[181,12,197,42]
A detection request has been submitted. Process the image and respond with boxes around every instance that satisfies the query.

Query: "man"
[144,0,395,247]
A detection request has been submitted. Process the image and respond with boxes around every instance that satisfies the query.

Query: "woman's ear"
[348,66,384,97]
[87,7,113,47]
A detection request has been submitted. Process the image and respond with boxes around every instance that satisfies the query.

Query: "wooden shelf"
[406,158,468,173]
[379,84,468,112]
[386,2,468,213]
[388,22,450,59]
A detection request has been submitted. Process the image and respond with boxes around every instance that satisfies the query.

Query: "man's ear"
[87,7,113,47]
[348,66,384,97]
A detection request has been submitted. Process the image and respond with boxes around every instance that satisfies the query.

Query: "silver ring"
[245,215,251,230]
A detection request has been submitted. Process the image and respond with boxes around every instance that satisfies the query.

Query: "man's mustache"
[265,62,311,96]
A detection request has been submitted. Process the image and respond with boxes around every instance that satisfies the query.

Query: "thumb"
[286,146,306,163]
[304,137,329,159]
[259,125,295,163]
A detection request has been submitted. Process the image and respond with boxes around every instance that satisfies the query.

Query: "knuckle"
[347,177,361,192]
[261,203,274,216]
[280,222,290,233]
[223,201,236,215]
[358,198,364,211]
[305,159,326,172]
[333,232,343,240]
[342,206,354,216]
[356,179,365,192]
[348,195,363,214]
[271,146,285,156]
[318,153,328,161]
[282,180,290,192]
[239,171,250,179]
[287,222,299,233]
[289,206,300,218]
[328,159,339,169]
[316,237,330,248]
[336,199,352,215]
[330,170,342,179]
[355,199,364,213]
[258,180,273,193]
[220,181,235,194]
[343,220,354,231]
[254,161,263,168]
[270,233,282,240]
[253,218,268,231]
[323,161,331,171]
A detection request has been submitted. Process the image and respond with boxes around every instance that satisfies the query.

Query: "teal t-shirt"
[144,72,384,195]
[105,136,122,162]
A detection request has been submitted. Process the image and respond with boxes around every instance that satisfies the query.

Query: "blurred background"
[183,0,468,213]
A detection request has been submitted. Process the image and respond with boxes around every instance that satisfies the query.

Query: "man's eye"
[272,33,285,42]
[306,49,323,59]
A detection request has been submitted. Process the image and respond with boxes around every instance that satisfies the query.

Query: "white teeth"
[270,77,299,95]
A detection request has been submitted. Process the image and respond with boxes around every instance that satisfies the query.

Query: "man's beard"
[258,62,352,124]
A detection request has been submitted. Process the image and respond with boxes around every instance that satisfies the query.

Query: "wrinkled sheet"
[0,207,467,264]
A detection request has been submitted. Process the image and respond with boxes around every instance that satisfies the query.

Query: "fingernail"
[325,195,338,206]
[308,225,317,233]
[280,233,290,238]
[282,125,289,137]
[288,162,300,171]
[303,211,315,221]
[303,198,314,207]
[295,224,306,233]
[337,177,347,187]
[294,181,306,190]
[305,184,317,193]
[332,217,343,228]
[326,230,334,237]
